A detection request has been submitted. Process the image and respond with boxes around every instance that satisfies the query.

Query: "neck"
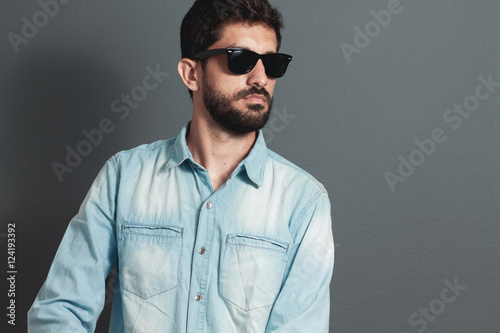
[186,112,257,191]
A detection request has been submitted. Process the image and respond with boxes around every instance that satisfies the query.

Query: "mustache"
[234,87,272,104]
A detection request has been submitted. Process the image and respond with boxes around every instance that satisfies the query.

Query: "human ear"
[177,58,200,92]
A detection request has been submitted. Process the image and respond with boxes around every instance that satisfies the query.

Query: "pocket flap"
[226,233,289,253]
[122,224,183,238]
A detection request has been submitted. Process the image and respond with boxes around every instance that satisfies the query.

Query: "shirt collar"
[165,122,192,170]
[240,127,268,187]
[166,121,268,188]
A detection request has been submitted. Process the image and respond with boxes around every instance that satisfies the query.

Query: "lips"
[243,94,267,104]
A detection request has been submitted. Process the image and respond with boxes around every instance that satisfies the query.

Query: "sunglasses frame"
[194,48,292,78]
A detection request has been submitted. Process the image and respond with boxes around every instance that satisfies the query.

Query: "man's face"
[200,22,278,135]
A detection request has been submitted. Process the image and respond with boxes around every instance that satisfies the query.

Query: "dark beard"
[202,75,273,135]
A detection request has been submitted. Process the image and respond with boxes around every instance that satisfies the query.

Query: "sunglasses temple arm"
[194,49,227,59]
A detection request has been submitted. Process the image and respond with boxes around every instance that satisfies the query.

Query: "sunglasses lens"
[263,54,291,78]
[226,49,292,78]
[228,50,258,74]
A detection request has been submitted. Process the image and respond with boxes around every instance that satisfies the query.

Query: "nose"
[247,59,268,88]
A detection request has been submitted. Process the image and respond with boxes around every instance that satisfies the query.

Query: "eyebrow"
[226,43,277,54]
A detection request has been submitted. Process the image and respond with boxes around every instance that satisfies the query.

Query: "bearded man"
[28,1,334,332]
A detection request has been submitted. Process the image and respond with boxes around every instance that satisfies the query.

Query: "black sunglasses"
[194,48,292,78]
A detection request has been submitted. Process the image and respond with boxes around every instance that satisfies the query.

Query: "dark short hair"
[180,0,284,97]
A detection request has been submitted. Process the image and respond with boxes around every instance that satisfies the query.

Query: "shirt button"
[206,201,212,209]
[195,292,202,301]
[199,246,205,255]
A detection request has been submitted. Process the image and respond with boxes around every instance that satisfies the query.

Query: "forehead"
[214,22,278,53]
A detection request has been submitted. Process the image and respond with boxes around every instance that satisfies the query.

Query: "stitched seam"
[109,156,120,225]
[118,140,173,155]
[226,243,289,254]
[266,150,326,193]
[290,189,324,235]
[123,233,181,238]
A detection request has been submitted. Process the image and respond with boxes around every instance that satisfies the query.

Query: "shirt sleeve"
[265,191,335,333]
[28,157,119,333]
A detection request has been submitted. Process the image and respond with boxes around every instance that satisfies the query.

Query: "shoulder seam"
[266,149,326,192]
[109,155,120,182]
[290,189,327,235]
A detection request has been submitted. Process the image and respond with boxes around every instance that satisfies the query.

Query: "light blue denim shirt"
[28,122,335,333]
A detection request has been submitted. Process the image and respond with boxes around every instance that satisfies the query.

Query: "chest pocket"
[120,224,183,299]
[219,233,289,311]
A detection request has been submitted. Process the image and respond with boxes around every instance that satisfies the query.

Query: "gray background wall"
[1,0,499,332]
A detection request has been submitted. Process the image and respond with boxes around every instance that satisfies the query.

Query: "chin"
[246,103,267,112]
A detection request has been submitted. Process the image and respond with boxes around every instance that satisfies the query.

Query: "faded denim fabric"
[28,122,335,333]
